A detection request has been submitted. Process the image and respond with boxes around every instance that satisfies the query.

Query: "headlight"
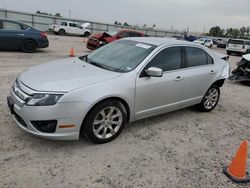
[26,94,63,106]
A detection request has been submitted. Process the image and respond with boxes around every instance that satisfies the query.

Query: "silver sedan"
[7,38,230,143]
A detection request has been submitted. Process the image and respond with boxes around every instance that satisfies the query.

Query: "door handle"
[175,76,184,81]
[17,34,25,36]
[210,70,216,75]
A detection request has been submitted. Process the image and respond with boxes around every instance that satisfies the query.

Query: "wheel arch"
[22,38,38,47]
[80,97,131,132]
[212,79,225,87]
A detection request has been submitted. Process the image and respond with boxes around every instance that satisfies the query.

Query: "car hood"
[19,57,121,92]
[90,32,112,39]
[81,23,90,28]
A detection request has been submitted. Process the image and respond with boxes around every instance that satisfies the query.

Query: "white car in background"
[193,38,213,48]
[226,39,250,55]
[50,21,91,37]
[7,38,229,143]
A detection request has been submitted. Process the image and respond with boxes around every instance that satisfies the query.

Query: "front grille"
[13,112,27,127]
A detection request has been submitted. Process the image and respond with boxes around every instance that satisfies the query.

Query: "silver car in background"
[7,38,230,143]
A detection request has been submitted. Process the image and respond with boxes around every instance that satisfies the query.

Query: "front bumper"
[7,87,91,140]
[86,38,100,50]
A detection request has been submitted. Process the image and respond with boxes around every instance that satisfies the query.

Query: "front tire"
[22,40,37,53]
[197,85,220,112]
[82,100,127,144]
[83,31,90,38]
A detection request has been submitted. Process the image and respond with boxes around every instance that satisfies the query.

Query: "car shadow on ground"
[5,105,198,150]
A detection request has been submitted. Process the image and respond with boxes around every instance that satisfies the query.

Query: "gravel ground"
[0,35,250,188]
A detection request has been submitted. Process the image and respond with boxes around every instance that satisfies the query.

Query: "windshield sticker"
[135,43,151,49]
[126,67,132,70]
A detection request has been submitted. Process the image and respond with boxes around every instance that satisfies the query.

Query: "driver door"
[135,47,185,120]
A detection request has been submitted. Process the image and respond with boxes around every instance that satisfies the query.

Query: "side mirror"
[145,67,163,77]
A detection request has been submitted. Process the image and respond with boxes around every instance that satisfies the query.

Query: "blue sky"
[1,0,250,32]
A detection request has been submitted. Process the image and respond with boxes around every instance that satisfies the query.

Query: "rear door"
[0,20,26,49]
[180,46,216,108]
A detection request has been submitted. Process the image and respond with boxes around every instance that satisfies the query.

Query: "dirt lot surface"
[0,35,250,188]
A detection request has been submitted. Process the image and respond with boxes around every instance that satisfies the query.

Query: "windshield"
[108,31,119,36]
[229,40,244,45]
[197,38,206,41]
[80,40,156,72]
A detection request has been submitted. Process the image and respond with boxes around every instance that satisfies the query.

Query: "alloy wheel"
[203,88,219,110]
[92,106,123,139]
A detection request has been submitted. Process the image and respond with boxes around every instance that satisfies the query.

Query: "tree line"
[207,26,250,39]
[36,10,62,17]
[114,21,156,30]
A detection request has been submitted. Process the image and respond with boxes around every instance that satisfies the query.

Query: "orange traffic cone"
[223,140,250,183]
[69,47,75,57]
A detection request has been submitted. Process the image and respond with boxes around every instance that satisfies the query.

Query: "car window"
[121,31,130,38]
[2,21,22,30]
[0,21,3,29]
[69,23,76,27]
[146,47,182,72]
[61,22,67,26]
[207,54,213,64]
[185,47,212,67]
[228,40,244,45]
[130,32,142,37]
[76,24,82,29]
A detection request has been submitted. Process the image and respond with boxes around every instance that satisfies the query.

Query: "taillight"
[40,32,47,38]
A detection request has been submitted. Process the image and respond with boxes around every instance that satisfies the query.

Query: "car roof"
[123,37,199,47]
[229,39,249,42]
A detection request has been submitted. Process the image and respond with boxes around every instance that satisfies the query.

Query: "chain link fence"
[0,9,184,37]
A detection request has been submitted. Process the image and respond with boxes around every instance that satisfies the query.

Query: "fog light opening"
[31,120,57,133]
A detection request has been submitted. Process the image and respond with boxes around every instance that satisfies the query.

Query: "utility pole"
[69,9,71,18]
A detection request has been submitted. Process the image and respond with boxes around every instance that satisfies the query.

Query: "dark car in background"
[0,18,49,53]
[86,29,145,50]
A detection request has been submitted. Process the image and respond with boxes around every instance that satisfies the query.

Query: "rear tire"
[22,40,37,53]
[82,100,127,144]
[197,85,220,112]
[59,29,66,36]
